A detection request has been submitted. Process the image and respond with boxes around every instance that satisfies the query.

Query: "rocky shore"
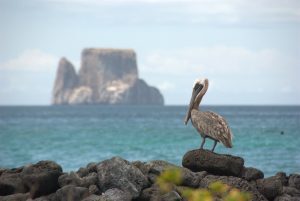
[0,150,299,201]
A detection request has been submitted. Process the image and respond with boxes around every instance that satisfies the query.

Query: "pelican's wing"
[192,110,233,148]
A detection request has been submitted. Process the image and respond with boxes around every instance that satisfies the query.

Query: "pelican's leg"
[212,140,218,152]
[200,136,206,149]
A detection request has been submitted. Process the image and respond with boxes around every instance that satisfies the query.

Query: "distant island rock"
[52,48,164,105]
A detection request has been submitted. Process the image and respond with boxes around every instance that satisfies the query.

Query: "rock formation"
[52,48,164,105]
[1,152,300,201]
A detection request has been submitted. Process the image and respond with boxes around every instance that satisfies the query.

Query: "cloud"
[45,0,300,25]
[0,49,59,105]
[0,49,58,72]
[158,81,175,92]
[139,46,299,104]
[141,46,298,78]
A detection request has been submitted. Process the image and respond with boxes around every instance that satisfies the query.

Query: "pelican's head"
[184,78,208,125]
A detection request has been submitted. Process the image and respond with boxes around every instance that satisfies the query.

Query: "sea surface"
[0,106,299,176]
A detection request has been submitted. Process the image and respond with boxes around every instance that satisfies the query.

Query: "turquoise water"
[0,106,299,176]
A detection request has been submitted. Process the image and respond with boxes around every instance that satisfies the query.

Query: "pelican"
[184,78,233,152]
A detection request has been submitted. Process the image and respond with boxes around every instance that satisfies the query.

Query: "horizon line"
[0,104,299,107]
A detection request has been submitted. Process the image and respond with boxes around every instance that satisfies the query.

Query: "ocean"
[0,106,299,176]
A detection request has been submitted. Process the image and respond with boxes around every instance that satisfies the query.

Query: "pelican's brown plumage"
[184,78,233,152]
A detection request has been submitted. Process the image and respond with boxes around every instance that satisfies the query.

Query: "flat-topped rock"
[52,48,164,105]
[182,149,244,177]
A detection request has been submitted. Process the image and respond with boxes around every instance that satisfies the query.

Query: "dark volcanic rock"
[0,169,5,177]
[276,172,289,186]
[97,157,149,199]
[52,48,164,105]
[256,176,283,200]
[138,185,182,201]
[81,173,98,188]
[199,175,267,201]
[32,192,58,201]
[182,149,244,176]
[159,191,182,201]
[289,174,300,190]
[87,163,98,173]
[21,160,62,198]
[77,167,89,178]
[58,172,81,187]
[274,194,300,201]
[145,160,206,188]
[282,186,300,197]
[82,194,104,201]
[58,172,97,188]
[0,168,27,196]
[102,188,132,201]
[0,192,30,201]
[132,161,150,176]
[241,167,264,181]
[138,186,161,201]
[55,185,89,201]
[88,185,100,195]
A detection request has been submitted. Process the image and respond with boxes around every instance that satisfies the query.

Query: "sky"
[0,0,299,105]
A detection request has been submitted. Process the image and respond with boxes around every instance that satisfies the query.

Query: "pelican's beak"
[184,83,203,125]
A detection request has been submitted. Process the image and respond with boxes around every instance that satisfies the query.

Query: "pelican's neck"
[192,79,209,110]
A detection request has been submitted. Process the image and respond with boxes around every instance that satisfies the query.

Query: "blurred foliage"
[156,168,252,201]
[156,168,182,192]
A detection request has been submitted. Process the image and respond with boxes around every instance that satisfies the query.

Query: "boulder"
[138,185,182,201]
[159,191,182,201]
[241,167,264,181]
[102,188,132,201]
[289,174,300,190]
[81,173,98,188]
[256,176,283,200]
[275,172,288,186]
[0,168,27,196]
[21,161,62,198]
[145,160,207,188]
[58,172,98,188]
[77,167,89,178]
[274,194,300,201]
[199,175,267,201]
[182,149,244,176]
[282,186,300,197]
[97,157,148,199]
[55,185,89,201]
[132,161,150,176]
[138,186,161,201]
[82,194,104,201]
[86,163,98,173]
[0,193,30,201]
[0,169,5,177]
[58,172,81,187]
[88,185,100,195]
[32,193,58,201]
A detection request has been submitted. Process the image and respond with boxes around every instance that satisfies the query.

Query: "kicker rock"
[52,48,164,105]
[52,58,78,105]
